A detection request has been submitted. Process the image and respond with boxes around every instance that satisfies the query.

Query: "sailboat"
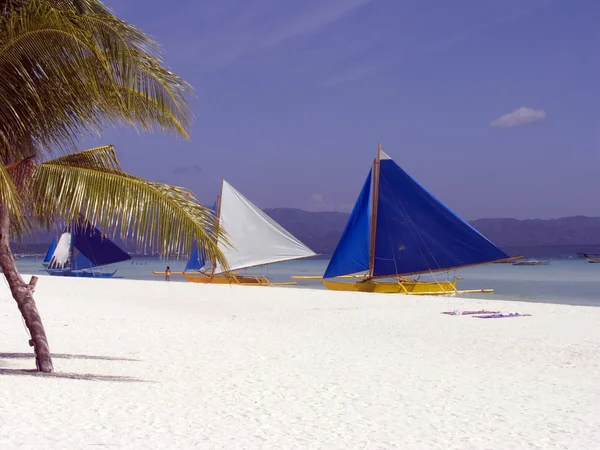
[41,237,57,268]
[43,222,131,277]
[182,179,317,285]
[304,143,518,295]
[151,203,216,278]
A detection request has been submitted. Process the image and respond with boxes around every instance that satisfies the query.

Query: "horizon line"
[262,207,600,222]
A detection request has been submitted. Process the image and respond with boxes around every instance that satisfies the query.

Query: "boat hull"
[182,272,271,285]
[43,269,118,278]
[513,261,550,266]
[321,278,459,295]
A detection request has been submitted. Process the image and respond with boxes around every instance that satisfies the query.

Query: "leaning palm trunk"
[0,1,221,373]
[0,204,53,372]
[0,147,229,373]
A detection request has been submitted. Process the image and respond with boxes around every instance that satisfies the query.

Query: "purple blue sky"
[91,0,598,220]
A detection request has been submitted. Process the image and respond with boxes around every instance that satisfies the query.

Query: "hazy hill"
[470,216,600,247]
[11,210,600,258]
[262,209,600,250]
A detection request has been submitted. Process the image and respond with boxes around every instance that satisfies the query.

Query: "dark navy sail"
[43,237,57,263]
[372,156,509,277]
[44,222,131,278]
[323,169,373,279]
[71,222,132,268]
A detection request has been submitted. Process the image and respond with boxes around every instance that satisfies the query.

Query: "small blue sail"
[323,169,373,279]
[71,249,95,270]
[371,156,509,277]
[184,201,217,272]
[184,241,203,272]
[43,237,57,263]
[71,222,132,268]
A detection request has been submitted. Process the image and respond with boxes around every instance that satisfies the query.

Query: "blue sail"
[71,222,132,268]
[43,237,57,263]
[184,241,203,272]
[323,169,373,279]
[184,201,217,272]
[371,156,509,277]
[71,250,95,270]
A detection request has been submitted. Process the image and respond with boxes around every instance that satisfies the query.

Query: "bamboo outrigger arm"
[290,273,368,280]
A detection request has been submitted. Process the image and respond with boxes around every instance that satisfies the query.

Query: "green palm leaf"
[32,147,230,269]
[0,0,191,161]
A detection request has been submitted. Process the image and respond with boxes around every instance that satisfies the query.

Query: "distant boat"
[587,258,600,264]
[300,143,517,295]
[577,252,600,259]
[43,222,131,277]
[512,259,550,266]
[180,179,317,285]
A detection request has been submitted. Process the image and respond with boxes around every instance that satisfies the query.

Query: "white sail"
[214,180,317,274]
[48,232,71,269]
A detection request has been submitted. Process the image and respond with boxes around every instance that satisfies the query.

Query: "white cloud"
[265,0,373,47]
[311,194,324,203]
[490,107,547,129]
[176,0,373,69]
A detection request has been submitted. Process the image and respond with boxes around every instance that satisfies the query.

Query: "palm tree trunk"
[0,204,53,372]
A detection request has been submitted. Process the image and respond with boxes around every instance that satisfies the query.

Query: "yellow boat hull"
[180,272,298,287]
[320,278,459,295]
[182,272,270,285]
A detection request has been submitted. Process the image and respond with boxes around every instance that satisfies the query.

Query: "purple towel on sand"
[442,310,500,316]
[473,312,531,319]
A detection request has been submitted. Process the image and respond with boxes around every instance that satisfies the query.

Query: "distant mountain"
[263,208,350,256]
[11,211,600,258]
[262,209,600,257]
[469,216,600,247]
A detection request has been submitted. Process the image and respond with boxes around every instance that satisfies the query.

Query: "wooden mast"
[210,177,225,276]
[367,142,382,278]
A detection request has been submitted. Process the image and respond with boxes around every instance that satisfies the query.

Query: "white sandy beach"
[1,275,599,449]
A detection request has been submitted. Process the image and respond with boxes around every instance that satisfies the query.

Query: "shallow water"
[16,257,600,307]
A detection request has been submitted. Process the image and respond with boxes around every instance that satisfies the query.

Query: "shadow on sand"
[0,353,148,382]
[0,368,147,382]
[0,352,140,362]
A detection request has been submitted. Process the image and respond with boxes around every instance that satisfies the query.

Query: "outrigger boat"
[43,222,131,278]
[576,252,600,263]
[577,252,600,259]
[180,179,317,285]
[293,143,519,295]
[512,259,550,266]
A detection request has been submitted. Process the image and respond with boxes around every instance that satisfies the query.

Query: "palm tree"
[0,0,227,372]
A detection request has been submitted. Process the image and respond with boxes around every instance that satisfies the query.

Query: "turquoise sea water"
[15,257,600,307]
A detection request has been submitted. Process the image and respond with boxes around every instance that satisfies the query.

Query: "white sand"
[1,275,599,449]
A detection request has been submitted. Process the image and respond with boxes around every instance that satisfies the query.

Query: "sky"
[89,0,599,220]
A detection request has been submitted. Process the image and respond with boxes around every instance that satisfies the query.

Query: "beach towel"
[472,312,531,319]
[442,310,500,316]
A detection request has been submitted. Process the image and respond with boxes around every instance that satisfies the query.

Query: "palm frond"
[0,0,191,162]
[0,0,99,16]
[32,151,229,268]
[47,144,121,170]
